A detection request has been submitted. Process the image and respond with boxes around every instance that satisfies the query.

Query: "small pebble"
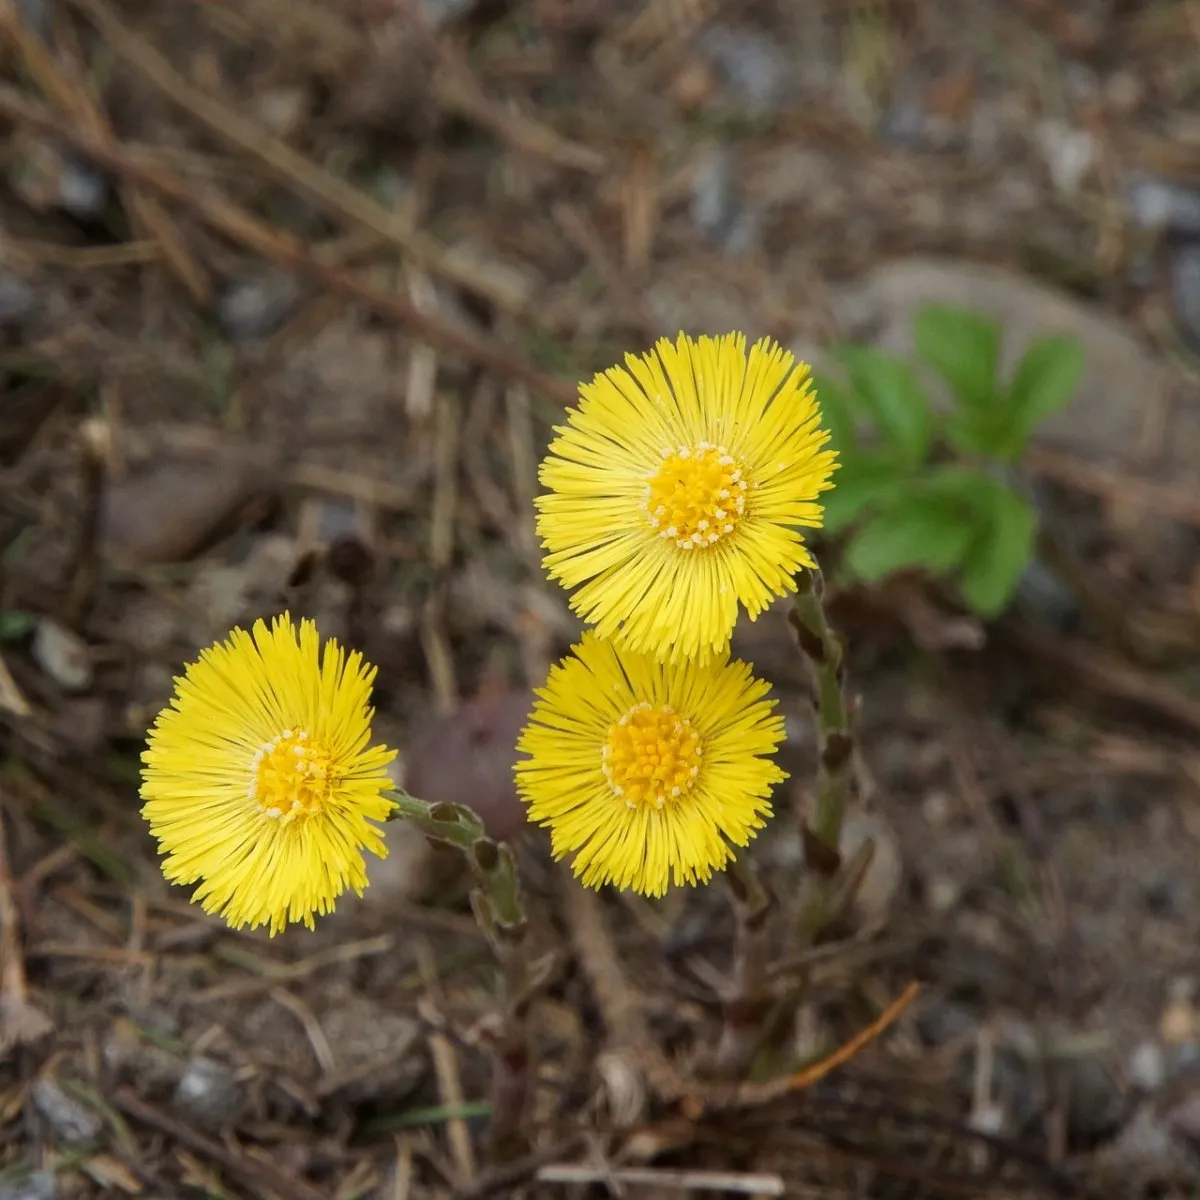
[0,1170,56,1200]
[31,1079,102,1144]
[690,147,738,246]
[1015,559,1081,632]
[1127,173,1200,236]
[15,0,52,38]
[1061,1055,1126,1146]
[173,1057,242,1131]
[697,25,792,116]
[922,789,954,827]
[1128,1039,1167,1092]
[31,618,92,691]
[216,271,302,341]
[417,0,479,28]
[56,155,108,219]
[1168,242,1200,354]
[926,874,962,916]
[1036,119,1095,197]
[1160,999,1198,1047]
[0,272,37,329]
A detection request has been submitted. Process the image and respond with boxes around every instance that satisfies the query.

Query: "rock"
[1128,174,1200,236]
[186,535,296,634]
[915,996,976,1047]
[689,147,754,256]
[698,25,793,116]
[834,257,1187,471]
[253,87,308,138]
[1162,999,1199,1047]
[1129,1039,1168,1093]
[417,0,480,28]
[172,1058,242,1131]
[56,155,108,220]
[31,618,92,691]
[14,0,52,39]
[0,1171,56,1200]
[1035,119,1095,197]
[1169,242,1200,355]
[101,442,279,566]
[31,1078,102,1144]
[0,272,37,329]
[216,271,302,341]
[1060,1054,1126,1147]
[401,691,534,844]
[303,993,423,1103]
[1014,559,1082,631]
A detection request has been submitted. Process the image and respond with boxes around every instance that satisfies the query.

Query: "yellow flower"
[515,633,787,896]
[537,332,837,664]
[140,614,396,935]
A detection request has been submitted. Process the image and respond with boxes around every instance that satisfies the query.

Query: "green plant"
[813,305,1084,617]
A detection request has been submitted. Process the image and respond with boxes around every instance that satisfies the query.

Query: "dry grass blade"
[62,0,533,310]
[396,0,607,175]
[0,810,54,1054]
[0,0,210,305]
[0,84,578,405]
[113,1087,329,1200]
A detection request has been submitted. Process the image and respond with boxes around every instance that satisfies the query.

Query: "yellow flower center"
[601,702,703,809]
[643,442,747,550]
[249,729,335,821]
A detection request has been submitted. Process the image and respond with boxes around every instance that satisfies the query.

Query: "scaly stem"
[710,848,773,1080]
[789,568,856,945]
[386,790,532,1162]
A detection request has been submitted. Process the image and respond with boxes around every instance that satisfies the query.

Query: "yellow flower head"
[537,332,837,664]
[515,633,787,897]
[140,614,397,935]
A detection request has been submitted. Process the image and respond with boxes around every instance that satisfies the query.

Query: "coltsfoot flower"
[140,614,396,934]
[537,332,837,663]
[515,633,787,897]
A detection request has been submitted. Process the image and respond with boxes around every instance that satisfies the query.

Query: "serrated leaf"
[820,453,910,535]
[836,345,932,466]
[958,485,1037,617]
[913,305,1000,411]
[998,335,1084,459]
[844,493,976,583]
[810,370,857,457]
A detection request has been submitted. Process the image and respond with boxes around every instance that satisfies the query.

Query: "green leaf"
[998,335,1084,459]
[0,611,35,640]
[844,491,976,583]
[958,485,1038,617]
[836,345,932,466]
[913,305,1000,411]
[820,453,910,535]
[810,370,857,457]
[942,408,996,457]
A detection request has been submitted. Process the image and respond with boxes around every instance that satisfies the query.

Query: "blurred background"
[1,0,1200,1196]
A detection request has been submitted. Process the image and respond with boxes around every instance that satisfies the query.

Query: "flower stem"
[385,790,532,1162]
[710,847,774,1080]
[789,568,855,943]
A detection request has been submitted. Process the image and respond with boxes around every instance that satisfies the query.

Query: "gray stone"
[0,1171,56,1200]
[173,1057,242,1131]
[1169,242,1200,354]
[698,25,792,116]
[31,1079,101,1144]
[216,271,302,342]
[1128,174,1200,236]
[833,257,1185,471]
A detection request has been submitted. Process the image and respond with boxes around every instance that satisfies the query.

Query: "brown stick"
[0,84,579,406]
